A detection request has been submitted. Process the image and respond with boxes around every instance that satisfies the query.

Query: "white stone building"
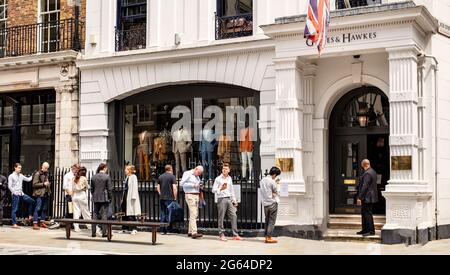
[78,0,450,244]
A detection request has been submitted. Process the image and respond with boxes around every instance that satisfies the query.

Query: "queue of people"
[0,161,283,244]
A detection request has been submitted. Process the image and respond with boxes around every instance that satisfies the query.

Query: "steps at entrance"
[324,215,385,243]
[328,215,385,230]
[324,229,381,243]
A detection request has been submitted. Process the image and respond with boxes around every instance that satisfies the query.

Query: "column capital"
[55,85,75,94]
[387,45,422,61]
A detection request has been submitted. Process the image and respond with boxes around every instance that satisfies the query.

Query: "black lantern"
[357,101,370,128]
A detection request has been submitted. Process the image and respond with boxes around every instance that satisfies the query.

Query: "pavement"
[1,225,450,255]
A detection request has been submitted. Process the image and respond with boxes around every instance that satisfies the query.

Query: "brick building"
[0,0,86,174]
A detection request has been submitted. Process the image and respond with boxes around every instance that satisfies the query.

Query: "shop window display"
[123,96,257,180]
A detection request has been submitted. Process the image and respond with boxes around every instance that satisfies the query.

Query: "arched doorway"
[329,86,390,215]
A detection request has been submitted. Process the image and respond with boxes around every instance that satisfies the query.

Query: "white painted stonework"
[78,0,450,240]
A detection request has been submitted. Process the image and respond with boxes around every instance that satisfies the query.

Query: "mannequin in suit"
[136,130,152,180]
[172,126,192,178]
[200,129,216,180]
[239,125,254,179]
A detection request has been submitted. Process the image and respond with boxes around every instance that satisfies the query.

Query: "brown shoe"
[40,222,48,229]
[33,223,40,230]
[265,236,278,244]
[191,233,203,239]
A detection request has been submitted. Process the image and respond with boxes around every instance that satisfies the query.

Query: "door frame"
[328,86,390,215]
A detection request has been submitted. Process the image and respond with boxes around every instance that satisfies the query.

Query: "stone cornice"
[0,50,79,71]
[261,3,438,40]
[77,38,275,70]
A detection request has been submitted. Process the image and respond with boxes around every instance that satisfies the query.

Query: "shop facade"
[79,0,450,244]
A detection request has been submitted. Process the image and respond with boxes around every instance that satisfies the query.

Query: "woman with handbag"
[72,167,92,232]
[120,165,141,235]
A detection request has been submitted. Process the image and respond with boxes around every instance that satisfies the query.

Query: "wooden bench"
[55,219,169,245]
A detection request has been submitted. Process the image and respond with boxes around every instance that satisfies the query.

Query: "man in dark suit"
[90,163,113,238]
[0,174,7,226]
[356,159,379,237]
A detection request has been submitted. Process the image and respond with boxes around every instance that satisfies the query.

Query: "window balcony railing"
[115,23,147,52]
[336,0,382,10]
[215,13,253,40]
[0,18,84,59]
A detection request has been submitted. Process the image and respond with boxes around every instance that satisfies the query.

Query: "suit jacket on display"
[153,136,169,162]
[357,167,379,204]
[172,129,192,154]
[136,131,153,155]
[218,135,232,163]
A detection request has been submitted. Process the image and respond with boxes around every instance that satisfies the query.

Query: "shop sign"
[391,156,412,171]
[275,158,294,172]
[307,31,378,46]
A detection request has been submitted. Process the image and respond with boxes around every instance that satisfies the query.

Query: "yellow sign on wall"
[391,156,412,171]
[275,158,294,172]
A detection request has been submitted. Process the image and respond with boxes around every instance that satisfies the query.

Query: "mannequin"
[172,126,192,178]
[217,134,231,164]
[239,126,254,179]
[153,123,171,163]
[136,130,152,180]
[200,129,216,180]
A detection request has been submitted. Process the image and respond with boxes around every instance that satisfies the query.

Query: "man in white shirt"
[180,166,203,239]
[63,164,79,218]
[212,164,243,241]
[8,163,35,228]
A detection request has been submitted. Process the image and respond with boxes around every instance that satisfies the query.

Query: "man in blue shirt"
[8,163,35,229]
[180,165,204,239]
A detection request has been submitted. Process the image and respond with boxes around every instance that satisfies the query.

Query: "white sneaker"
[74,228,81,233]
[116,230,127,234]
[131,230,137,235]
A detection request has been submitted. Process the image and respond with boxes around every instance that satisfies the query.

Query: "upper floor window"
[115,0,147,51]
[216,0,253,40]
[40,0,60,52]
[0,0,6,30]
[0,0,6,57]
[336,0,381,10]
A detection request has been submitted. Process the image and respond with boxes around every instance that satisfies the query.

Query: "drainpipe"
[420,54,439,239]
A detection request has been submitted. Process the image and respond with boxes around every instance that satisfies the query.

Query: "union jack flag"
[304,0,331,55]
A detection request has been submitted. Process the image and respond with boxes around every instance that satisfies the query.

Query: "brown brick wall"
[6,0,86,27]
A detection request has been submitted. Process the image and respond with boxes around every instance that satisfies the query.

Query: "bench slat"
[55,219,169,227]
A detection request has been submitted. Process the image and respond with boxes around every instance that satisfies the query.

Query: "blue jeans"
[160,200,174,232]
[201,150,213,179]
[33,195,48,224]
[11,194,35,225]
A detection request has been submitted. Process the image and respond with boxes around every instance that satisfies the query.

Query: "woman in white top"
[120,165,141,235]
[72,167,91,232]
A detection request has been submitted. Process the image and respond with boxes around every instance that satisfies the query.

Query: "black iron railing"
[115,24,146,52]
[2,168,265,231]
[336,0,382,9]
[0,19,84,58]
[215,13,253,40]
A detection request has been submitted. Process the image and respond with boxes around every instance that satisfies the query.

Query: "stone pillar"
[55,83,79,169]
[382,46,433,244]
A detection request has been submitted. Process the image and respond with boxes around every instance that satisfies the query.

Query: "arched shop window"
[111,84,260,180]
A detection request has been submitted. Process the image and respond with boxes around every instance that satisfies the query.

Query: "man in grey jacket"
[260,167,281,244]
[90,163,113,238]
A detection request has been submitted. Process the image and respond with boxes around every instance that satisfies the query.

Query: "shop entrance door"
[331,135,366,215]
